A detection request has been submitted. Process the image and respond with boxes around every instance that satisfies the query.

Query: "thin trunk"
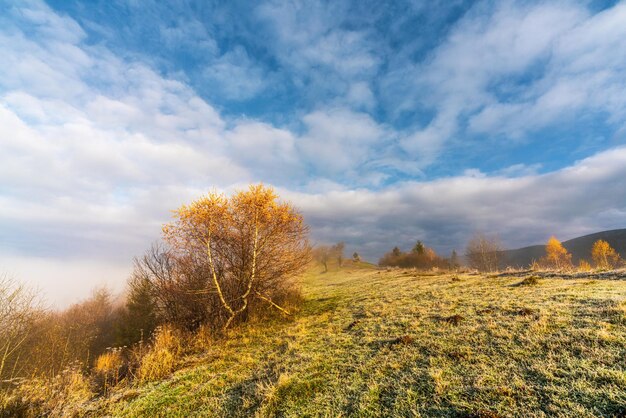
[206,230,234,320]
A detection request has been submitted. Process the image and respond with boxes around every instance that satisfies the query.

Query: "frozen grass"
[85,267,626,417]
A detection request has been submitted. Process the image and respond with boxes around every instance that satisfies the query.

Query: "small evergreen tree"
[449,250,459,269]
[412,241,425,255]
[115,274,157,346]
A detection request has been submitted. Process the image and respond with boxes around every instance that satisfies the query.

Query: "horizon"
[2,0,626,306]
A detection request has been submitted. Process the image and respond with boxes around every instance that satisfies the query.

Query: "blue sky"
[1,0,626,305]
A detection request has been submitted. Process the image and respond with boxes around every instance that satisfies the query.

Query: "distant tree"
[591,239,621,269]
[465,233,502,272]
[449,250,460,269]
[378,249,399,267]
[313,245,331,272]
[332,242,345,267]
[412,241,425,255]
[541,236,572,270]
[352,252,360,262]
[424,248,437,262]
[313,242,346,271]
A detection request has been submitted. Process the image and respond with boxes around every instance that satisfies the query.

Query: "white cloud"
[256,1,380,78]
[202,46,270,100]
[466,2,626,138]
[226,121,302,182]
[345,82,376,110]
[298,108,391,178]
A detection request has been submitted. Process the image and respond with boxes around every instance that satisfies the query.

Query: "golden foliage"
[541,236,572,270]
[591,239,621,270]
[163,184,310,329]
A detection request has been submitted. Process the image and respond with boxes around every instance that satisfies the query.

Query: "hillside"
[81,266,626,417]
[502,229,626,268]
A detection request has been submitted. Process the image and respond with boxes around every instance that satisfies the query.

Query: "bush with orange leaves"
[162,184,311,330]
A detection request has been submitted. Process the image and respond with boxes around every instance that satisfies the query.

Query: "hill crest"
[501,228,626,267]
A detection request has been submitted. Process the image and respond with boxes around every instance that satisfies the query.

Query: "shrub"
[539,236,572,270]
[379,243,448,270]
[591,239,621,270]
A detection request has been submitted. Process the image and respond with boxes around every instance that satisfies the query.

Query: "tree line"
[378,241,459,270]
[464,233,623,272]
[377,233,623,272]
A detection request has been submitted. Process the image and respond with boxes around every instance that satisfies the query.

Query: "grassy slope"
[90,267,626,417]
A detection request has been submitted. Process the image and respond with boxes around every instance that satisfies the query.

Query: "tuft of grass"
[389,335,415,345]
[518,276,541,286]
[442,314,465,325]
[137,325,182,383]
[467,410,503,418]
[94,348,125,393]
[516,307,536,317]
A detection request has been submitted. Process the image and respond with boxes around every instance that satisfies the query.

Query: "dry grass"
[11,267,626,417]
[94,348,125,392]
[137,325,183,383]
[1,363,92,417]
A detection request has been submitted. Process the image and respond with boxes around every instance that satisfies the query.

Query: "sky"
[1,0,626,306]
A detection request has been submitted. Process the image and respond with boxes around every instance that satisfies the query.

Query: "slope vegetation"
[87,266,626,417]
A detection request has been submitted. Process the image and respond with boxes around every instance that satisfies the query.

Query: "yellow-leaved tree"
[163,184,311,329]
[541,236,572,270]
[591,239,621,270]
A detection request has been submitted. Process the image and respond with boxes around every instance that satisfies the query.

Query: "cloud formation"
[1,0,626,305]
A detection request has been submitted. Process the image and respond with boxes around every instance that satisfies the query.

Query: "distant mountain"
[501,229,626,268]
